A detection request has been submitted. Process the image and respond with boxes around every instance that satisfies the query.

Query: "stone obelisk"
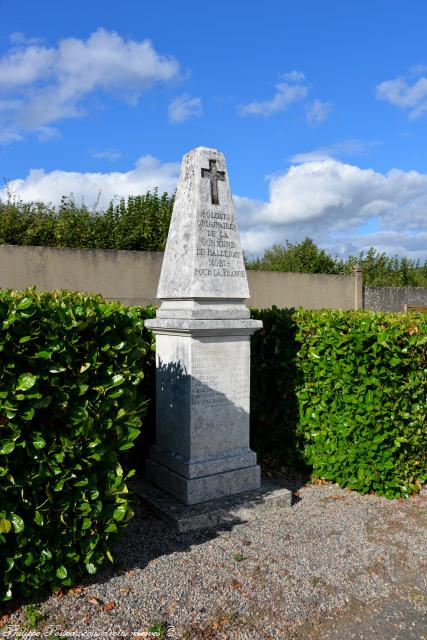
[145,147,262,505]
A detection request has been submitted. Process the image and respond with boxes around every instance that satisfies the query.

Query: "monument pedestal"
[144,317,261,504]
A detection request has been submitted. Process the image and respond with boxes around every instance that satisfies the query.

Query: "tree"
[247,238,427,286]
[339,248,427,286]
[246,238,338,274]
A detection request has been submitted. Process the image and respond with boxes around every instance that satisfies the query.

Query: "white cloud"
[238,75,308,117]
[1,155,179,209]
[281,70,306,83]
[376,69,427,119]
[238,72,332,123]
[168,94,202,123]
[289,139,378,163]
[9,32,45,47]
[254,160,427,228]
[0,45,55,88]
[237,223,280,257]
[0,129,23,144]
[36,126,60,141]
[305,99,332,126]
[89,149,123,162]
[234,159,427,259]
[0,28,181,142]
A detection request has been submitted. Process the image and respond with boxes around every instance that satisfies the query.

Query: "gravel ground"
[1,473,426,640]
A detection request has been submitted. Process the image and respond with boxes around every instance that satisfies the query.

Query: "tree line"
[0,191,174,252]
[1,192,426,286]
[245,238,427,287]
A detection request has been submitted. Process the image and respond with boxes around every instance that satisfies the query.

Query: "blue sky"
[0,0,426,259]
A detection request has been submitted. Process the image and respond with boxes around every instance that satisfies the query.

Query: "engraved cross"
[201,159,225,205]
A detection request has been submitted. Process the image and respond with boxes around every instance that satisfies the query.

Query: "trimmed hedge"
[251,308,427,499]
[0,290,155,601]
[250,308,302,466]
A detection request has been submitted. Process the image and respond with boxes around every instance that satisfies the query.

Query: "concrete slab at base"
[131,475,292,532]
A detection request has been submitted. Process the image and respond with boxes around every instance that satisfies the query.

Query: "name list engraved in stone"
[195,206,245,278]
[191,341,249,411]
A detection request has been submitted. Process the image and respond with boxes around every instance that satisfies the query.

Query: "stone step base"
[131,474,292,532]
[146,458,261,505]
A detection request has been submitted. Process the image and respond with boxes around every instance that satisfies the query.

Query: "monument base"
[143,321,262,506]
[132,474,292,532]
[146,458,261,505]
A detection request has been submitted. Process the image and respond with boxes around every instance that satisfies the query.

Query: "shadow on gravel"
[76,501,261,595]
[78,471,308,595]
[87,460,313,599]
[0,500,242,618]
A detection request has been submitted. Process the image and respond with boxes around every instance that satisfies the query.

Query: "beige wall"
[0,245,163,307]
[247,270,356,310]
[0,244,359,310]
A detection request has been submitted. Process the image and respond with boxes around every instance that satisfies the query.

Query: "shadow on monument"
[125,311,310,505]
[121,306,311,522]
[138,352,301,514]
[150,356,259,483]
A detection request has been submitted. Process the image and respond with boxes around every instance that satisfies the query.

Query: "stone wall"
[0,244,163,307]
[0,243,364,311]
[364,286,427,312]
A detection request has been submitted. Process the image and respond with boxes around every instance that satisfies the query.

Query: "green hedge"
[251,308,427,499]
[250,308,302,466]
[0,290,155,601]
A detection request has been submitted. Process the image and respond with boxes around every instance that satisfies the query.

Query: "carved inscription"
[195,207,245,278]
[194,157,246,280]
[191,341,249,410]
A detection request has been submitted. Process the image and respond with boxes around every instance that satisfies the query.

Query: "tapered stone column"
[145,147,262,505]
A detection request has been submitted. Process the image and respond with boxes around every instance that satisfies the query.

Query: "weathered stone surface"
[156,299,250,320]
[145,146,262,506]
[156,146,249,301]
[364,286,427,312]
[146,459,261,505]
[147,318,259,335]
[131,475,292,532]
[145,331,261,504]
